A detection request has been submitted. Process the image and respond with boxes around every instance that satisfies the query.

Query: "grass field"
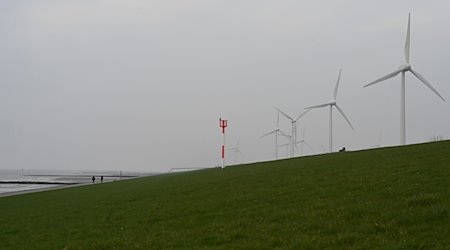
[1,141,449,249]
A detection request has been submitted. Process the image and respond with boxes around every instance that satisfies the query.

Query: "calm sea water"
[0,169,151,195]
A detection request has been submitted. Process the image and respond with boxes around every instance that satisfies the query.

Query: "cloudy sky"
[1,0,449,172]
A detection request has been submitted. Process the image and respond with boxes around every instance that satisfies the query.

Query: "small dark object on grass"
[92,176,95,183]
[339,147,346,152]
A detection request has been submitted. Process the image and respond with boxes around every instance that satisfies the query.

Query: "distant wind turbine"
[279,139,313,157]
[274,107,310,157]
[278,141,291,158]
[296,127,313,156]
[277,133,296,158]
[305,69,354,153]
[228,138,245,164]
[364,13,445,145]
[279,127,312,156]
[261,110,289,160]
[371,132,382,148]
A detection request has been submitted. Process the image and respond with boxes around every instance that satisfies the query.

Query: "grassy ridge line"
[0,141,449,249]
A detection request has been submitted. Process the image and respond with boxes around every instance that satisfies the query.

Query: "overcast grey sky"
[1,0,449,172]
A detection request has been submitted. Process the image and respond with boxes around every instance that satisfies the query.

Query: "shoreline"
[0,181,79,185]
[0,174,159,198]
[0,182,92,198]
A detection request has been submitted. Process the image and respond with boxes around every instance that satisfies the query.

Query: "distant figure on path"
[339,147,346,152]
[92,176,96,183]
[101,176,104,183]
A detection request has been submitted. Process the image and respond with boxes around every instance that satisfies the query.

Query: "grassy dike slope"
[1,141,449,249]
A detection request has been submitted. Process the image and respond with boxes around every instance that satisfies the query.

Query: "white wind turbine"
[364,14,445,145]
[277,133,296,158]
[228,139,244,164]
[371,132,382,148]
[274,107,310,157]
[278,129,313,157]
[305,69,354,153]
[261,110,289,160]
[278,140,291,158]
[296,127,313,156]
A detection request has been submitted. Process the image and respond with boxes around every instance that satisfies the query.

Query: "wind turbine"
[364,14,445,145]
[296,127,313,156]
[277,133,296,157]
[279,139,313,157]
[228,138,245,164]
[305,69,354,153]
[274,107,310,157]
[278,140,291,158]
[371,132,382,148]
[261,110,289,160]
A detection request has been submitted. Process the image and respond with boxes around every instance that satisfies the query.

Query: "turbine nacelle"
[399,64,411,71]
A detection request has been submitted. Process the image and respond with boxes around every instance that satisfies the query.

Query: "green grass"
[1,141,450,249]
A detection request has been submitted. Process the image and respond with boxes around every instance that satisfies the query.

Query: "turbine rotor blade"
[261,129,277,138]
[304,141,313,151]
[405,13,411,63]
[236,149,244,159]
[364,68,403,87]
[410,69,446,101]
[278,130,290,138]
[333,69,342,100]
[295,109,311,122]
[274,107,294,121]
[305,102,332,109]
[335,104,355,130]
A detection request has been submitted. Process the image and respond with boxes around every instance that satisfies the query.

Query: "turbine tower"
[305,69,354,153]
[364,14,445,145]
[274,107,310,157]
[261,110,289,160]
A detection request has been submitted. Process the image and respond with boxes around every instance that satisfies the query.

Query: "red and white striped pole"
[219,118,228,169]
